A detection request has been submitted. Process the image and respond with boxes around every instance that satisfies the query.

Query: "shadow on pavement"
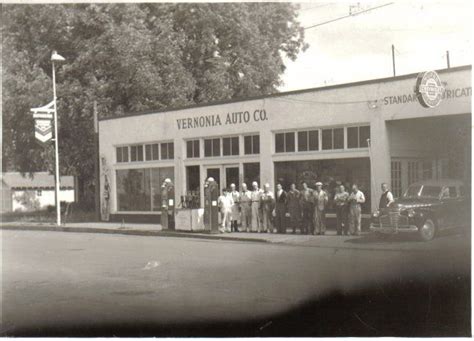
[5,273,470,337]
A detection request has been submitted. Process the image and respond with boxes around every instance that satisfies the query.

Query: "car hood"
[384,197,439,211]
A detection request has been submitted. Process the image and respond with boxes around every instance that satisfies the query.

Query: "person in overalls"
[348,184,366,236]
[218,188,234,233]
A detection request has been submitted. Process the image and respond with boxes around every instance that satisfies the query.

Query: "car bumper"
[369,223,419,234]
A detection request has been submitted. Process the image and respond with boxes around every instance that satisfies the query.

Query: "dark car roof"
[410,179,464,187]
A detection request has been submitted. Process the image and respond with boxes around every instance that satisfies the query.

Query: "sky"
[280,0,472,91]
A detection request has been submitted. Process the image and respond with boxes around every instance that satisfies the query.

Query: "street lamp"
[51,50,65,226]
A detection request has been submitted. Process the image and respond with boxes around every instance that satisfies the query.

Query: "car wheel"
[419,218,436,241]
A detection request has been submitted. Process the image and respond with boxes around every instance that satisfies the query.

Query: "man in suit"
[300,182,314,235]
[274,183,288,234]
[287,183,301,234]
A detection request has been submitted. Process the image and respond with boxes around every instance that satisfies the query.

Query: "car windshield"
[404,185,442,198]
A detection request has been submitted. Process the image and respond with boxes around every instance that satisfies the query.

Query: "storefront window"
[117,167,174,212]
[408,161,419,185]
[274,158,371,213]
[204,138,220,157]
[185,166,201,208]
[186,140,200,158]
[391,161,402,198]
[244,135,260,155]
[275,132,295,153]
[223,137,239,156]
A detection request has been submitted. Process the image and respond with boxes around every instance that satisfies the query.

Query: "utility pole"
[391,44,396,77]
[93,101,101,221]
[446,50,451,68]
[51,51,65,226]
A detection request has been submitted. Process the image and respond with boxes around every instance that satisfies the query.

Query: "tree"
[2,3,307,205]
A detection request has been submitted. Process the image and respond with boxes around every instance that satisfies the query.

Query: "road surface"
[1,229,470,336]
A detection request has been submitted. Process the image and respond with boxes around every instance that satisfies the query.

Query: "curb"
[0,224,269,244]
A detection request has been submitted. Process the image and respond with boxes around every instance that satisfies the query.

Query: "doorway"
[206,167,221,192]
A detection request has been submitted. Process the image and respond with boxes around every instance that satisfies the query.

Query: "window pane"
[212,138,220,157]
[137,145,144,161]
[359,126,370,148]
[161,143,168,160]
[187,141,193,158]
[231,137,239,155]
[253,135,260,154]
[145,145,152,161]
[193,140,200,158]
[322,129,333,150]
[298,131,308,151]
[130,146,137,161]
[244,136,252,155]
[122,147,129,162]
[275,133,285,153]
[204,139,212,157]
[152,144,159,160]
[308,130,319,151]
[285,132,295,152]
[347,127,358,149]
[223,137,231,156]
[168,143,174,159]
[334,128,344,149]
[117,147,123,163]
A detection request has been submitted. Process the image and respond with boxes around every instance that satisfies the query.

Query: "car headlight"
[372,210,380,218]
[407,209,415,218]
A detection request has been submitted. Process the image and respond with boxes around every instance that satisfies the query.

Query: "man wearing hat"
[313,181,328,235]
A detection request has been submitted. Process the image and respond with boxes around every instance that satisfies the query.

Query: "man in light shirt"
[239,183,252,232]
[218,188,234,233]
[348,184,365,236]
[379,183,394,209]
[229,183,240,232]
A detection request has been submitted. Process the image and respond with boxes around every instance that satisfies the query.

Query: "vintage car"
[370,179,469,241]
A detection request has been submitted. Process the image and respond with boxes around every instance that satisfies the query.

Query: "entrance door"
[206,168,221,192]
[224,166,240,190]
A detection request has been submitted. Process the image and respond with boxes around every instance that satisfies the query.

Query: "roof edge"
[99,64,472,122]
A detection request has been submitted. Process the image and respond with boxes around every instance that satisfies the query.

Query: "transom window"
[204,138,221,157]
[223,137,239,156]
[298,130,319,152]
[347,126,370,149]
[275,132,295,153]
[322,128,344,150]
[145,143,159,161]
[130,145,144,162]
[161,142,174,160]
[244,135,260,155]
[116,146,129,163]
[186,140,200,158]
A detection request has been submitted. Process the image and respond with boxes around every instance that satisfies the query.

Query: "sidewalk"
[1,220,458,252]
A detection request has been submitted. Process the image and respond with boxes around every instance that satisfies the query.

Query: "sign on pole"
[31,101,54,143]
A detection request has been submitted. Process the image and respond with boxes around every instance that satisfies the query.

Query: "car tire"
[418,218,436,242]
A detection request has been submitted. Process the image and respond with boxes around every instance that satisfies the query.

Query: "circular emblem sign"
[415,70,445,108]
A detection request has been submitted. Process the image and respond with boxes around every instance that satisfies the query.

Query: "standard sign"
[31,100,55,143]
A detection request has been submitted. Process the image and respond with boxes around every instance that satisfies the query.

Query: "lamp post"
[51,51,65,226]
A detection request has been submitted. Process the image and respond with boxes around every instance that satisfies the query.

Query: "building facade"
[99,65,471,224]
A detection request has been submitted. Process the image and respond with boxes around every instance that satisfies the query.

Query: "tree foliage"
[2,3,307,202]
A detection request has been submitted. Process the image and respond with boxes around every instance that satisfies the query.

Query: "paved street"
[1,229,470,337]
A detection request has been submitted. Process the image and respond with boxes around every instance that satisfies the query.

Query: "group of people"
[216,180,369,236]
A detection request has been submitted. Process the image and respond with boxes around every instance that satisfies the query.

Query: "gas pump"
[161,178,175,230]
[204,177,219,233]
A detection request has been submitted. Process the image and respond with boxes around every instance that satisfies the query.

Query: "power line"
[304,2,394,30]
